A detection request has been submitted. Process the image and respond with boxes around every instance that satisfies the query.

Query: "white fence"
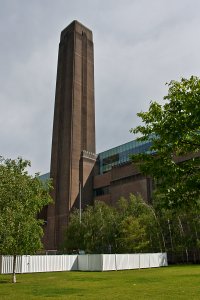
[0,253,167,274]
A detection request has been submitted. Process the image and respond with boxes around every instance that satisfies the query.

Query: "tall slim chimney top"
[61,20,93,41]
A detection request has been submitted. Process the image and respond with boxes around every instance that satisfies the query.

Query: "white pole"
[79,181,82,224]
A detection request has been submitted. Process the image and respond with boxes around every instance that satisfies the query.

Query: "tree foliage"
[0,157,52,282]
[117,216,149,253]
[64,195,157,254]
[130,76,200,209]
[64,194,200,263]
[64,201,118,254]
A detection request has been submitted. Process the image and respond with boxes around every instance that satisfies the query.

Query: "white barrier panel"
[150,253,159,268]
[139,254,150,269]
[158,252,168,267]
[128,254,140,269]
[0,253,167,274]
[78,254,89,271]
[0,256,22,274]
[78,254,103,271]
[116,254,129,270]
[27,255,78,273]
[70,255,78,270]
[88,254,102,271]
[102,254,116,271]
[0,255,78,274]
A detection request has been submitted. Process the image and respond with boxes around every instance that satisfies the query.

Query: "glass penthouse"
[93,139,153,205]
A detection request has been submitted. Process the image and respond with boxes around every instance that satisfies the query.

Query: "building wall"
[93,162,153,206]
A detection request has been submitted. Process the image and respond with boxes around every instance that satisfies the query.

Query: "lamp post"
[79,181,82,224]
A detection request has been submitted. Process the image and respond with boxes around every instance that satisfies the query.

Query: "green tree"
[156,206,200,262]
[116,195,164,252]
[62,209,85,252]
[130,76,200,209]
[117,216,149,253]
[64,195,164,255]
[64,201,118,254]
[0,157,52,283]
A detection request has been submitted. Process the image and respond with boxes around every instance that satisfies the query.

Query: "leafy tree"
[83,202,118,253]
[157,207,200,262]
[64,201,118,254]
[117,194,165,252]
[62,209,85,252]
[64,195,200,260]
[0,157,52,283]
[130,76,200,209]
[117,216,149,253]
[64,195,163,254]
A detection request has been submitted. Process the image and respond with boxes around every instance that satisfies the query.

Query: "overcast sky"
[1,0,200,175]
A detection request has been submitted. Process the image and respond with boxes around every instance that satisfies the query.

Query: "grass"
[0,265,200,299]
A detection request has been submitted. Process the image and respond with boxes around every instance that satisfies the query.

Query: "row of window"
[98,140,152,174]
[94,174,148,198]
[94,186,109,196]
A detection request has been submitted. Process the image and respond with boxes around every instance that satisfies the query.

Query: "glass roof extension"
[39,139,153,178]
[98,139,152,174]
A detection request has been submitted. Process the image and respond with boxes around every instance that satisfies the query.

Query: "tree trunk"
[148,205,166,252]
[167,218,174,251]
[178,217,189,263]
[12,255,17,283]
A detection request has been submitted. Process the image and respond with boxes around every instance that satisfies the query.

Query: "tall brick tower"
[45,21,96,250]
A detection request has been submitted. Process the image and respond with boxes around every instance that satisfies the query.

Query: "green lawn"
[0,265,200,299]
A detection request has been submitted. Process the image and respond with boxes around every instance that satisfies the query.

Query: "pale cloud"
[1,0,200,174]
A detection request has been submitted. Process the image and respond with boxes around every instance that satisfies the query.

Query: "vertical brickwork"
[45,21,95,250]
[79,151,98,209]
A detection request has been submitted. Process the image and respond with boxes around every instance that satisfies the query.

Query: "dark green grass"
[0,265,200,299]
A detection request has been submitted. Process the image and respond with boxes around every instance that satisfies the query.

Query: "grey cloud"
[1,0,200,174]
